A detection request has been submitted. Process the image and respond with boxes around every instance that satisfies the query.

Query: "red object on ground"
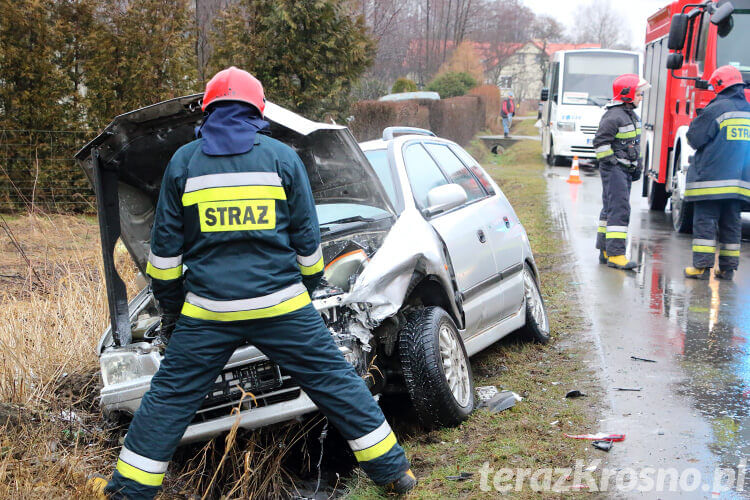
[564,433,626,442]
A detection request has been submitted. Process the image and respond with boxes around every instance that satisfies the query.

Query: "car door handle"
[477,229,486,243]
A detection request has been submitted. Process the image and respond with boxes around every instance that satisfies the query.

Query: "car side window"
[403,143,449,208]
[448,144,497,196]
[424,144,485,202]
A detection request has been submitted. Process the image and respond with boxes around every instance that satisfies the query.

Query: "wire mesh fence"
[0,129,96,213]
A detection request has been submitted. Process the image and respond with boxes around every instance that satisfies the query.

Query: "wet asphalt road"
[546,165,750,498]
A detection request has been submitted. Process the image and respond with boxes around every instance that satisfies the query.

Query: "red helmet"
[612,74,649,103]
[709,65,744,94]
[202,67,266,114]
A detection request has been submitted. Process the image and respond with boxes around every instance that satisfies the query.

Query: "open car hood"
[75,94,394,345]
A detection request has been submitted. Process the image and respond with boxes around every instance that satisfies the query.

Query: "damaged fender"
[342,209,462,327]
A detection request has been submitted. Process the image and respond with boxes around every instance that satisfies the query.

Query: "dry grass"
[0,213,138,498]
[0,213,344,499]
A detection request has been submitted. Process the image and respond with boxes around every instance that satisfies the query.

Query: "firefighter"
[594,73,650,270]
[501,91,515,138]
[89,67,415,499]
[684,65,750,280]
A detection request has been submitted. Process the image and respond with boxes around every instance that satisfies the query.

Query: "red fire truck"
[641,0,750,233]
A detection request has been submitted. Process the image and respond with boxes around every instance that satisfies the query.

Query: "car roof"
[359,134,456,152]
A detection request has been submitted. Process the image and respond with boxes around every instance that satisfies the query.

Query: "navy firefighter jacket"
[686,85,750,203]
[145,128,324,322]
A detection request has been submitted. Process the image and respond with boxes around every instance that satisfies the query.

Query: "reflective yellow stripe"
[597,226,606,233]
[720,249,740,257]
[146,261,183,280]
[685,186,750,198]
[615,131,638,139]
[352,431,398,462]
[692,245,715,253]
[181,292,310,321]
[299,256,324,276]
[596,149,614,159]
[116,459,165,487]
[182,186,286,206]
[606,232,627,239]
[719,118,750,129]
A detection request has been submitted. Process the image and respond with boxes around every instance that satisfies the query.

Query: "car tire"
[518,264,551,344]
[546,141,561,166]
[399,306,474,428]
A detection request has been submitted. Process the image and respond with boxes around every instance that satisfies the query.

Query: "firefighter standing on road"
[684,65,750,281]
[594,74,650,270]
[89,67,415,499]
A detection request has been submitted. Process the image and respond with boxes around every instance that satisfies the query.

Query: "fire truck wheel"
[647,178,668,211]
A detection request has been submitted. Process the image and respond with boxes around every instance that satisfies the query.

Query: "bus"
[540,49,642,166]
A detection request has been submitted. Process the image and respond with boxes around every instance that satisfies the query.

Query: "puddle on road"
[633,235,750,473]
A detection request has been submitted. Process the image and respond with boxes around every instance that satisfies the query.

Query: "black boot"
[384,469,417,495]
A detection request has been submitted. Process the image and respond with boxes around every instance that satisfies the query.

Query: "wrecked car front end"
[76,95,428,443]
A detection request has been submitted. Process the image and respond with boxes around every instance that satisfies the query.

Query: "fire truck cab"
[642,0,750,233]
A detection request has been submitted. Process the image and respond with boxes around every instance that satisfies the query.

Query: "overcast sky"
[523,0,668,49]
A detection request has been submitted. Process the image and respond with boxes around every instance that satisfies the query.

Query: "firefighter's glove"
[153,312,179,352]
[302,275,323,296]
[630,167,642,182]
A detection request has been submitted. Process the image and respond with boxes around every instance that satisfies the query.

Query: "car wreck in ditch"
[76,95,549,444]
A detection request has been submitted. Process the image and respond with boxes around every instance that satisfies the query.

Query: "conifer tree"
[211,0,375,119]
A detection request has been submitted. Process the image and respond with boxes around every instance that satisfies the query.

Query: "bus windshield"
[562,52,639,106]
[717,11,750,80]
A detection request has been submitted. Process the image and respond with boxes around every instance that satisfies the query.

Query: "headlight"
[557,121,575,132]
[100,347,160,386]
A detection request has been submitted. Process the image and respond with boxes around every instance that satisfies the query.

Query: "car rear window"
[424,143,486,202]
[450,145,496,195]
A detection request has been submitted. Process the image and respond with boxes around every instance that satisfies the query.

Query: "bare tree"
[571,0,632,49]
[195,0,233,84]
[532,14,565,85]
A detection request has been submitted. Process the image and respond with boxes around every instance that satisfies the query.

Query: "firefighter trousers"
[692,199,742,270]
[105,303,410,499]
[596,164,632,256]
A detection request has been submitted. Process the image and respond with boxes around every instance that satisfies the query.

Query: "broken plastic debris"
[476,385,499,402]
[564,433,625,442]
[565,390,587,398]
[446,472,473,481]
[592,440,613,452]
[613,387,642,391]
[630,356,657,363]
[478,390,522,413]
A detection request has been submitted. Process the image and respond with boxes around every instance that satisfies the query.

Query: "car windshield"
[717,11,750,79]
[562,52,639,106]
[316,203,391,226]
[363,149,398,205]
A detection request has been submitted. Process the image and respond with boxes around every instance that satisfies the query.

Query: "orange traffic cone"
[566,156,583,184]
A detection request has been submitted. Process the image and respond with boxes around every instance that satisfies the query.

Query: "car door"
[401,141,503,335]
[450,144,525,318]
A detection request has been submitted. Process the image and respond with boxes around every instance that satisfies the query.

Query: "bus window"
[550,62,560,103]
[562,52,638,106]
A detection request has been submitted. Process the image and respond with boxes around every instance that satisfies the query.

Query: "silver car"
[76,98,549,445]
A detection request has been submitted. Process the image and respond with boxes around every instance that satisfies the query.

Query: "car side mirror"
[711,2,734,25]
[717,16,734,37]
[540,88,549,102]
[668,14,688,50]
[667,53,684,70]
[425,184,467,216]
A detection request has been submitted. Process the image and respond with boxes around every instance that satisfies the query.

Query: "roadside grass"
[347,138,597,499]
[510,117,540,138]
[0,138,597,498]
